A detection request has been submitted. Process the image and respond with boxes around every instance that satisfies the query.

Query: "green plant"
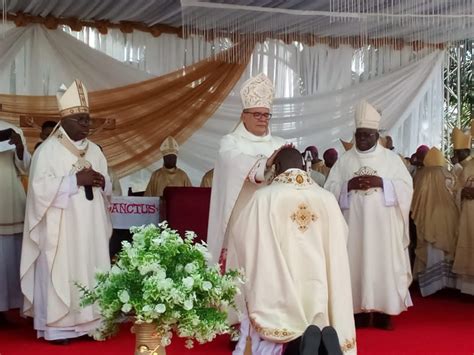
[78,222,242,348]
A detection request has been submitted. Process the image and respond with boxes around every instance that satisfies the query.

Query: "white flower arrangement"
[78,222,242,348]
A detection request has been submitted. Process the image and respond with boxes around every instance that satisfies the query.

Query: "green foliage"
[78,222,242,348]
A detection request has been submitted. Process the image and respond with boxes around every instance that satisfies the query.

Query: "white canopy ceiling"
[4,0,474,43]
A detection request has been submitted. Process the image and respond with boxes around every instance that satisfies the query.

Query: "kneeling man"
[232,147,356,355]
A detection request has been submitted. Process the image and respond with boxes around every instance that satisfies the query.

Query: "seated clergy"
[144,136,192,197]
[232,147,356,355]
[200,168,214,188]
[412,147,459,296]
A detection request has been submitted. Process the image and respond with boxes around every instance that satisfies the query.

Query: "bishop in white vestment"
[0,120,30,319]
[325,101,413,329]
[232,148,356,355]
[20,80,112,342]
[207,73,286,326]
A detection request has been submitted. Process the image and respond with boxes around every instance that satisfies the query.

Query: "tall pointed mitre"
[355,100,381,130]
[56,79,89,117]
[160,136,179,156]
[451,127,471,150]
[240,73,274,109]
[423,147,446,167]
[340,139,353,151]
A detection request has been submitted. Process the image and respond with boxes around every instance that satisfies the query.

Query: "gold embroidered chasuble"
[144,167,192,197]
[412,166,459,269]
[231,169,356,354]
[200,169,214,188]
[453,156,474,278]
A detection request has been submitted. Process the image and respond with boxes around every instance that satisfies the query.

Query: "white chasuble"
[20,127,112,339]
[232,169,356,355]
[207,122,285,265]
[325,144,413,315]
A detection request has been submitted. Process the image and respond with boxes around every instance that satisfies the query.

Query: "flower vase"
[132,322,166,355]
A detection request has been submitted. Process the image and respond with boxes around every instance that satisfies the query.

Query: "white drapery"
[0,24,443,189]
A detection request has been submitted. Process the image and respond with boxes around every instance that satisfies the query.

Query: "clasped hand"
[1,129,25,160]
[348,175,383,191]
[76,168,105,189]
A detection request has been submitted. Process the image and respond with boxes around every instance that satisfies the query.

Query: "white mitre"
[240,73,274,109]
[160,136,179,156]
[355,100,381,130]
[56,79,90,117]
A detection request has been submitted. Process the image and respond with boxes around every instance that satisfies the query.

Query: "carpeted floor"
[1,289,473,355]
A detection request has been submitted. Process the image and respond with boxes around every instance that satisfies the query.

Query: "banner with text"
[109,196,161,229]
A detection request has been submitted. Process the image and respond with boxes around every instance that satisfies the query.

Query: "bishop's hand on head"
[266,143,295,169]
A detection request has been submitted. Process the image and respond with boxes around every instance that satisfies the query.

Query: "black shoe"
[320,326,342,355]
[372,313,394,330]
[299,325,321,355]
[354,313,371,328]
[48,339,71,345]
[75,334,94,341]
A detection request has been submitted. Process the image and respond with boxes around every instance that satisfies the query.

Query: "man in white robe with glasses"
[207,73,288,326]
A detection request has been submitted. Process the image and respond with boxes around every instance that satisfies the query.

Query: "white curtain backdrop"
[0,23,444,191]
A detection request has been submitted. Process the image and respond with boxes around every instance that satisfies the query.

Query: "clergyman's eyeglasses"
[243,111,272,120]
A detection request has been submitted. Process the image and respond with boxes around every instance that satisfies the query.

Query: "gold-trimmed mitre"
[355,100,381,130]
[160,136,179,156]
[452,127,471,150]
[240,73,274,110]
[56,79,89,117]
[423,147,446,167]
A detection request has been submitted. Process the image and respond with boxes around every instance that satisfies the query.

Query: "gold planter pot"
[132,322,166,355]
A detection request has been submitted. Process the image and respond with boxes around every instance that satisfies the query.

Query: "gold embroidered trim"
[76,79,88,108]
[341,337,356,352]
[59,106,89,117]
[291,203,317,232]
[249,317,295,339]
[354,166,377,176]
[54,130,91,172]
[273,170,314,187]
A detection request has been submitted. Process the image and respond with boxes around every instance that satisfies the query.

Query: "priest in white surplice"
[207,73,287,326]
[0,121,30,324]
[325,101,413,330]
[232,147,356,355]
[20,80,112,343]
